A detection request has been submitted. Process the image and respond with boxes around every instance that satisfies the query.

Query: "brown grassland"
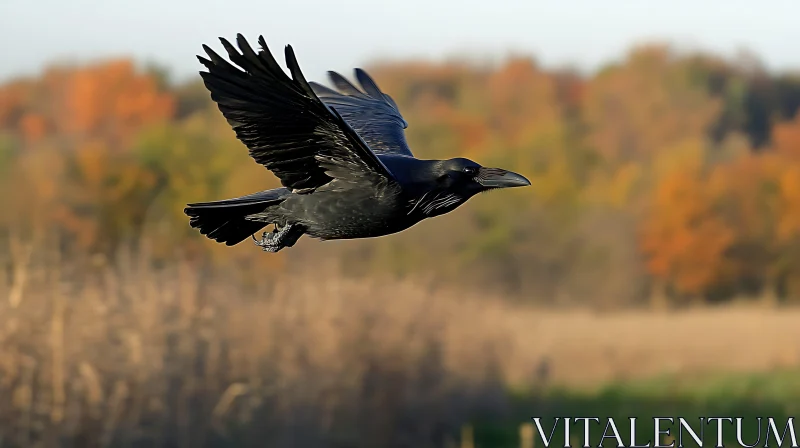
[1,243,798,447]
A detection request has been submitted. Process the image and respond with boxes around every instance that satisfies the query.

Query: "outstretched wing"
[308,69,414,157]
[198,34,396,193]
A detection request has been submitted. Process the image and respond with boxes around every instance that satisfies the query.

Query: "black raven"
[184,34,530,252]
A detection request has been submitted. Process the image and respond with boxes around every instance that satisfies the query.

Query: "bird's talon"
[250,223,299,253]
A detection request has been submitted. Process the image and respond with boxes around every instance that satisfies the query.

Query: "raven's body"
[185,34,530,252]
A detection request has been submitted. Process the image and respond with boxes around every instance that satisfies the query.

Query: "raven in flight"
[185,34,530,252]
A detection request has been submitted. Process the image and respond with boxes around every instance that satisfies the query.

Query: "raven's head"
[437,157,531,193]
[410,157,530,217]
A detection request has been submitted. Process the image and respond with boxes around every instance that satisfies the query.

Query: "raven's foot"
[252,223,302,252]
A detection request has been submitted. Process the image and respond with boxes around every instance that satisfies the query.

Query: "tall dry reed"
[0,241,539,447]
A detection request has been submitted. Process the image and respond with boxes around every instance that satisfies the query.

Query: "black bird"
[184,34,530,252]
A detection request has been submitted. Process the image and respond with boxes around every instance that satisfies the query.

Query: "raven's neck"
[406,189,467,218]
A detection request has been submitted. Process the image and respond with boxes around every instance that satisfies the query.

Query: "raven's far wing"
[308,69,414,157]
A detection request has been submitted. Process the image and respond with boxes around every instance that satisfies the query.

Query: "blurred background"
[2,0,800,446]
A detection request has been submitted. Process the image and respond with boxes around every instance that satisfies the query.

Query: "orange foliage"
[19,112,47,143]
[778,165,800,242]
[487,57,563,147]
[0,59,174,145]
[768,113,800,246]
[642,139,800,296]
[63,59,175,142]
[640,168,734,295]
[773,111,800,159]
[445,112,488,154]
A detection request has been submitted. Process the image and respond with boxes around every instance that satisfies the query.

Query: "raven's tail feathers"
[186,209,266,246]
[184,189,289,246]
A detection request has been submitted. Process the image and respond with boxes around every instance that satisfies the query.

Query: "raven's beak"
[476,168,531,189]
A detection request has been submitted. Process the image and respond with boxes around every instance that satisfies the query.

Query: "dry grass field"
[1,246,799,447]
[515,306,800,388]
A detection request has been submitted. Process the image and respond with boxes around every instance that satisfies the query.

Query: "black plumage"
[184,34,530,252]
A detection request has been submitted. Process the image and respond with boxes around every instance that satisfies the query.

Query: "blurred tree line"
[3,43,800,306]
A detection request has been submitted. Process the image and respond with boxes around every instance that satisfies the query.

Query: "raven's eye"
[463,166,478,175]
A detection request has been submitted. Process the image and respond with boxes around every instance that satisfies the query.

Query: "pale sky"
[1,0,798,85]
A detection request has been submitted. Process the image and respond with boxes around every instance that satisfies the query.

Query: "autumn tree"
[583,45,721,165]
[0,59,176,255]
[639,164,733,302]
